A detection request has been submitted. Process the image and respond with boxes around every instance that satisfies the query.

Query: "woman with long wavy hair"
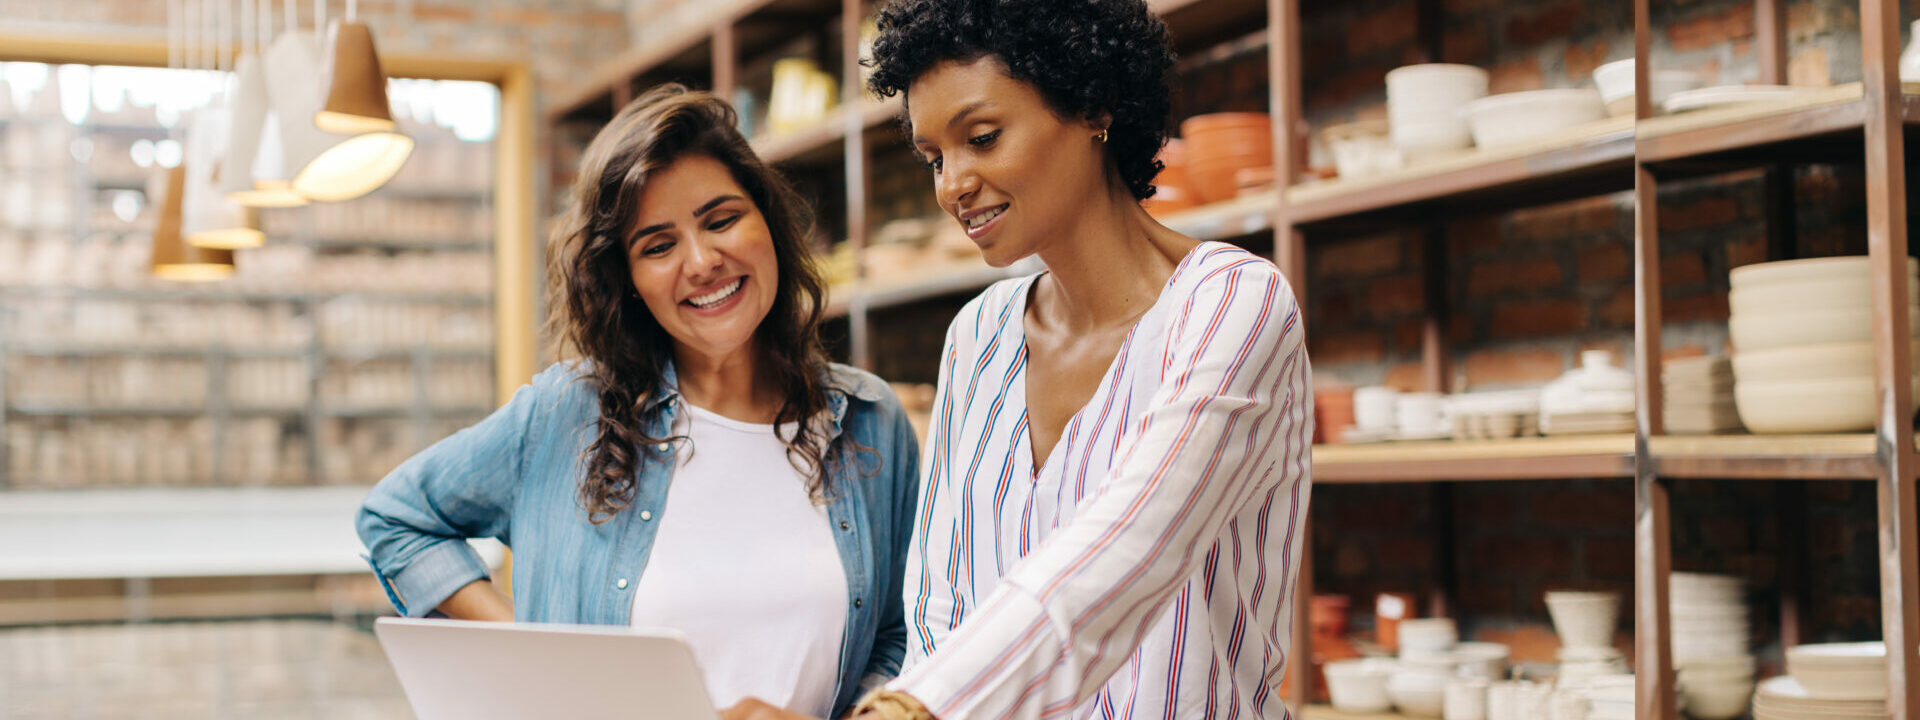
[356,84,921,719]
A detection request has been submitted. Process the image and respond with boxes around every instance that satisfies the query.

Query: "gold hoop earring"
[1096,129,1109,143]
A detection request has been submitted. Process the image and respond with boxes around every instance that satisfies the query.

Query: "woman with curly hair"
[727,2,1313,719]
[355,84,921,719]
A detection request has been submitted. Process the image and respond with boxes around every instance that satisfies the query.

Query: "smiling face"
[625,153,780,367]
[907,56,1111,267]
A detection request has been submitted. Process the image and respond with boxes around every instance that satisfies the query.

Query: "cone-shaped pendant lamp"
[313,20,394,134]
[183,109,266,249]
[262,29,338,195]
[293,17,412,201]
[225,52,306,207]
[151,164,236,281]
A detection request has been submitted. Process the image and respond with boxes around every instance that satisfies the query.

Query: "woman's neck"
[671,342,779,423]
[1032,180,1194,331]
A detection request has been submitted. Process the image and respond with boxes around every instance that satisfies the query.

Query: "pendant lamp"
[228,0,307,207]
[182,0,264,249]
[183,108,266,249]
[293,8,412,202]
[261,29,334,197]
[151,164,237,281]
[313,18,395,134]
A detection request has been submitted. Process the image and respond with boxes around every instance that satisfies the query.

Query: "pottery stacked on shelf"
[1663,355,1742,434]
[1669,572,1755,720]
[1345,385,1400,443]
[1447,390,1542,441]
[1545,590,1627,684]
[1460,88,1606,150]
[1539,351,1637,435]
[1396,392,1451,440]
[1728,256,1920,433]
[1390,618,1460,717]
[1754,642,1888,720]
[1385,64,1488,162]
[1326,658,1399,714]
[1180,113,1272,204]
[1592,58,1707,116]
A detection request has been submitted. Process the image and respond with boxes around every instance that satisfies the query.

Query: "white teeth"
[966,206,1005,229]
[689,278,743,308]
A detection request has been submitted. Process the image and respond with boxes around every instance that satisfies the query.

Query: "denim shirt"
[356,360,921,717]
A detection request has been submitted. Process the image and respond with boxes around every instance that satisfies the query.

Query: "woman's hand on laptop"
[433,580,514,621]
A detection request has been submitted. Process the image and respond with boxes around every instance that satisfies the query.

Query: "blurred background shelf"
[1312,434,1637,483]
[1647,434,1882,480]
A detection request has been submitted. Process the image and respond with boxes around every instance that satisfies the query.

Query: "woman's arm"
[436,579,516,621]
[860,394,926,692]
[902,310,973,669]
[888,261,1312,720]
[356,366,554,618]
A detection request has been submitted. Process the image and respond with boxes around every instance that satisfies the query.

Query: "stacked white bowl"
[1729,256,1920,433]
[1663,355,1741,434]
[1546,590,1628,687]
[1670,572,1755,720]
[1392,618,1459,718]
[1754,642,1888,719]
[1386,64,1488,162]
[1325,658,1398,714]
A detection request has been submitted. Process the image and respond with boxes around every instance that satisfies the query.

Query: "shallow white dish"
[1460,88,1606,149]
[1389,671,1449,717]
[1728,307,1920,353]
[1683,678,1755,720]
[1326,658,1397,713]
[1730,255,1918,291]
[1735,375,1920,434]
[1729,279,1918,316]
[1663,84,1810,113]
[1733,341,1920,384]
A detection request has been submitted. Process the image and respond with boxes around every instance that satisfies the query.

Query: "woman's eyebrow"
[628,194,747,246]
[909,100,994,144]
[694,194,744,217]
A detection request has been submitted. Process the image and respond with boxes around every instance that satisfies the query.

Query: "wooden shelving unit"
[1314,435,1636,483]
[1630,0,1920,715]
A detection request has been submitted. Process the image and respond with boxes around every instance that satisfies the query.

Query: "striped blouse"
[889,242,1315,720]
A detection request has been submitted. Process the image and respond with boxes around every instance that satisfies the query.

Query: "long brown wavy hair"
[545,84,841,523]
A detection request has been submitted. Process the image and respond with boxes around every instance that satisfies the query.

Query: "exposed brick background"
[1312,480,1635,658]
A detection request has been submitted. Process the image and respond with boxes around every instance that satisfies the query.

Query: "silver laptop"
[374,617,721,720]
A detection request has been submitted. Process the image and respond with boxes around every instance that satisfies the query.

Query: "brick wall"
[1310,480,1634,661]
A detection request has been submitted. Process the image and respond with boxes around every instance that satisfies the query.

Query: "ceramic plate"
[1663,85,1807,113]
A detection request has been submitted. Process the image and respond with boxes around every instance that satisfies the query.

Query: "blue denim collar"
[639,360,884,435]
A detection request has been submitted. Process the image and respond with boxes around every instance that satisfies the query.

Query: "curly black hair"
[865,0,1177,201]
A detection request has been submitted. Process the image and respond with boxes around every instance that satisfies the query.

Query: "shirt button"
[616,578,629,590]
[640,510,653,521]
[655,442,671,453]
[839,520,851,531]
[853,598,863,608]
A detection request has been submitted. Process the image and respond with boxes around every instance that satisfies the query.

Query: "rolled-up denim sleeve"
[356,369,547,617]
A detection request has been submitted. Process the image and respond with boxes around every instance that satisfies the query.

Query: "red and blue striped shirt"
[891,242,1315,720]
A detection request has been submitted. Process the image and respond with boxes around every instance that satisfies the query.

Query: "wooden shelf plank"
[1648,433,1879,479]
[826,257,1044,318]
[1312,434,1635,483]
[1300,705,1421,720]
[1635,83,1867,165]
[1285,114,1633,226]
[752,98,902,165]
[548,28,716,123]
[1156,192,1277,242]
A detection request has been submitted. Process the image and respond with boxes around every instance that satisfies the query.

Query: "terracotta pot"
[1311,594,1353,638]
[1315,386,1355,444]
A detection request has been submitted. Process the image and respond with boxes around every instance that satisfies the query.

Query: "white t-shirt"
[629,402,848,717]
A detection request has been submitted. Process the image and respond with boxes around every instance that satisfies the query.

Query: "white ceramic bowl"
[1730,278,1917,316]
[1732,341,1920,384]
[1683,680,1754,720]
[1461,89,1607,149]
[1545,591,1621,649]
[1728,306,1920,353]
[1386,64,1488,158]
[1597,59,1711,116]
[1390,671,1450,718]
[1452,642,1510,680]
[1323,120,1402,179]
[1398,618,1460,652]
[1326,659,1397,713]
[1735,376,1920,434]
[1730,255,1920,291]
